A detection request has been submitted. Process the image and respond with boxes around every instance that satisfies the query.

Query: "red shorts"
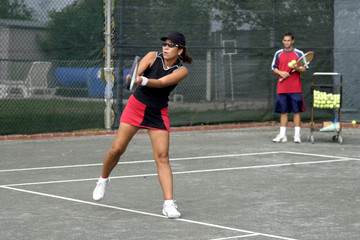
[120,95,170,131]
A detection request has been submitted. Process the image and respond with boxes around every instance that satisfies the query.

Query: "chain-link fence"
[0,0,358,136]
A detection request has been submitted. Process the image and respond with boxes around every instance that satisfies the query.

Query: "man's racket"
[280,51,315,82]
[126,56,140,90]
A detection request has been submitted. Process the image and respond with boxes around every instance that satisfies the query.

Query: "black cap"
[160,32,186,46]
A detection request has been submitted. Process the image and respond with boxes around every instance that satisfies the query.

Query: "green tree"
[212,0,333,48]
[0,0,34,20]
[115,0,212,57]
[38,0,212,60]
[37,0,104,60]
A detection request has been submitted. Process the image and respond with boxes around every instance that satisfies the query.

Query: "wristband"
[141,76,148,86]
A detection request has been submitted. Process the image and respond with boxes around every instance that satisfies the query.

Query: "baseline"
[0,151,282,173]
[1,157,356,188]
[1,150,358,174]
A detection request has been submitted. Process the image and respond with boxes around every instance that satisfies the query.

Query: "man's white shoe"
[272,134,287,143]
[162,202,181,219]
[93,178,109,201]
[294,134,301,143]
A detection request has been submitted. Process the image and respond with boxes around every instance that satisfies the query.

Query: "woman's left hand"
[134,76,143,86]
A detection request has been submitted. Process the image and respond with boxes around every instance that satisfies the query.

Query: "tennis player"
[92,32,193,219]
[271,32,307,143]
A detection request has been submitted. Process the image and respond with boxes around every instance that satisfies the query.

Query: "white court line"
[0,163,104,173]
[1,157,356,188]
[2,150,357,174]
[281,151,354,159]
[0,185,297,240]
[1,151,357,239]
[210,233,260,239]
[0,151,283,173]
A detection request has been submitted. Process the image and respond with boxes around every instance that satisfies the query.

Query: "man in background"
[271,32,307,143]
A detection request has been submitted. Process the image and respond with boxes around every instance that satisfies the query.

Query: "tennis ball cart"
[309,72,343,144]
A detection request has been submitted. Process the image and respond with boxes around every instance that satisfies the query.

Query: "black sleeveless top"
[133,52,183,108]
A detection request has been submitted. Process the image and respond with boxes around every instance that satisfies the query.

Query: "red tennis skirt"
[120,95,170,131]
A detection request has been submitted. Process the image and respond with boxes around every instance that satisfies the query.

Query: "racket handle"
[279,69,295,82]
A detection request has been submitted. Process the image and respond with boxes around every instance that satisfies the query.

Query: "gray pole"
[104,0,112,130]
[114,0,125,128]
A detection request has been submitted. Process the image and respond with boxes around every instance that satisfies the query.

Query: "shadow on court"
[0,126,359,240]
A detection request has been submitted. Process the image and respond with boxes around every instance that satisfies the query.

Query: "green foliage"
[122,0,211,43]
[0,0,34,20]
[37,0,212,60]
[213,0,333,48]
[37,0,104,60]
[115,0,213,57]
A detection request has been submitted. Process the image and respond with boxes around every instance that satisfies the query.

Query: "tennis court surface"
[1,126,359,240]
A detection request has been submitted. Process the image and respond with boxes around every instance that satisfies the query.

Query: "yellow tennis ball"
[288,62,293,67]
[291,60,297,65]
[352,120,356,125]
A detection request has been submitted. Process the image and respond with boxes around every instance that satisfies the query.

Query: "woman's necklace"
[165,60,175,70]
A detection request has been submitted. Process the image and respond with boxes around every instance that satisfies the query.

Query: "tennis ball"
[291,60,297,65]
[288,62,293,67]
[352,120,356,125]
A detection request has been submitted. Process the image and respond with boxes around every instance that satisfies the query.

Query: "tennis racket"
[280,51,315,82]
[126,56,140,90]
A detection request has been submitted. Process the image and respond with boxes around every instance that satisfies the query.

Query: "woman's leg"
[148,129,180,218]
[148,129,173,200]
[93,122,139,201]
[101,122,139,178]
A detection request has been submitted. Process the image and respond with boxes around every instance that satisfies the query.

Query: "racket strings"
[299,53,314,67]
[305,53,314,62]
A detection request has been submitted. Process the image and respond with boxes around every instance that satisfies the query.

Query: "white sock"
[295,127,301,136]
[99,177,109,183]
[164,200,174,205]
[280,127,286,136]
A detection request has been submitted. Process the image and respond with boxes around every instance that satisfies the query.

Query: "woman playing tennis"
[93,32,193,218]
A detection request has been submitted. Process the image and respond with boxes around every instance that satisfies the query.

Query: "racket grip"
[279,69,294,82]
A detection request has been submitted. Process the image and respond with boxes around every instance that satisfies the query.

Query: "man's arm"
[273,68,290,80]
[293,65,307,74]
[273,64,307,81]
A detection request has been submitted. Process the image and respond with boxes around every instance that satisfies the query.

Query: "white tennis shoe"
[272,134,287,143]
[93,178,110,201]
[294,134,301,143]
[162,202,181,219]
